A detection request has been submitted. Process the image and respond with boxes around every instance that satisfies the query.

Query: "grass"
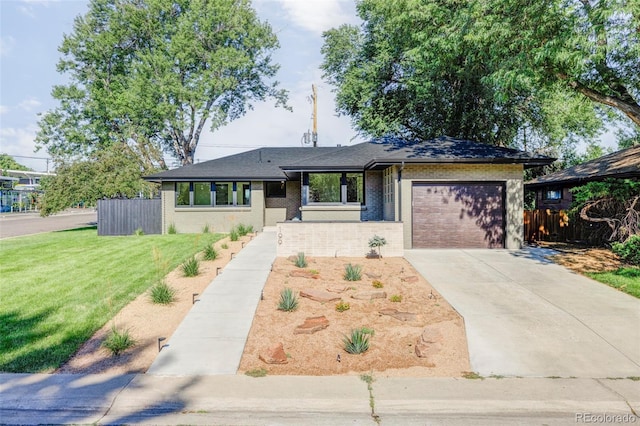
[181,256,200,277]
[202,244,218,261]
[586,267,640,298]
[0,228,223,373]
[245,367,268,377]
[150,281,176,305]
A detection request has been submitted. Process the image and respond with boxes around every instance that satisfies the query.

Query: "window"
[544,188,562,201]
[176,182,190,206]
[194,182,211,206]
[175,181,250,207]
[237,182,251,206]
[215,182,232,206]
[346,173,364,203]
[266,181,286,198]
[309,173,341,203]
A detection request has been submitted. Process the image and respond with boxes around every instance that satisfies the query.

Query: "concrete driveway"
[405,248,640,378]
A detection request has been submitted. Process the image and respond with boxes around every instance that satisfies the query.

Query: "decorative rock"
[402,276,419,283]
[351,290,387,300]
[415,326,443,358]
[294,316,330,334]
[379,308,417,322]
[259,342,288,364]
[300,289,341,303]
[290,270,319,279]
[326,286,349,293]
[365,272,382,279]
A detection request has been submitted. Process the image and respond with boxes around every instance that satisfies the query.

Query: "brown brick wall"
[265,180,301,220]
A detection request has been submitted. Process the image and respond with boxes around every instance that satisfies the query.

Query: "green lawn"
[587,267,640,299]
[0,228,223,373]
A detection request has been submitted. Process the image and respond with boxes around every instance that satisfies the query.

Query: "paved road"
[405,248,640,378]
[0,209,97,239]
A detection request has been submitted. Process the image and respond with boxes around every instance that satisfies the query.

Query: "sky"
[0,0,363,171]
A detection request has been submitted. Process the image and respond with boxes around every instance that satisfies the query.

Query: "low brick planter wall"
[275,221,404,257]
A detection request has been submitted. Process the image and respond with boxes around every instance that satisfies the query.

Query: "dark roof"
[525,145,640,188]
[145,147,336,181]
[146,137,555,181]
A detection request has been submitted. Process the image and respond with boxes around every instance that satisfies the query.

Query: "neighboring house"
[525,145,640,211]
[145,137,553,250]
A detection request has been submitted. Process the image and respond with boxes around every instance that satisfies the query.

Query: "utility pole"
[312,84,318,147]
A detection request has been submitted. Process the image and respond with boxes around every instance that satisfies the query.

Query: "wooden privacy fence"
[524,209,602,243]
[98,198,161,236]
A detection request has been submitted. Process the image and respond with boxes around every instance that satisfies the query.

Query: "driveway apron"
[405,248,640,378]
[147,230,276,375]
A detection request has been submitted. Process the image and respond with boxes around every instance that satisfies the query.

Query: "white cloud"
[262,0,359,35]
[18,97,42,112]
[0,125,50,171]
[0,105,9,115]
[18,0,60,18]
[0,36,16,56]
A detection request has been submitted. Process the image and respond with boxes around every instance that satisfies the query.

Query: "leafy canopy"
[321,0,638,150]
[36,0,288,167]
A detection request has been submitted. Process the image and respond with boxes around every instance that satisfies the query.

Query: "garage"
[412,183,505,248]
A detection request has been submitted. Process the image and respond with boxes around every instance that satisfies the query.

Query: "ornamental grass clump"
[167,223,177,234]
[203,244,218,261]
[236,224,250,236]
[343,327,374,354]
[182,256,200,277]
[294,252,307,268]
[229,229,239,241]
[344,263,362,281]
[277,287,299,312]
[102,326,135,356]
[150,281,176,305]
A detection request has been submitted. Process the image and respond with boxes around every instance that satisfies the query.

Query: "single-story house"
[525,144,640,211]
[145,137,553,252]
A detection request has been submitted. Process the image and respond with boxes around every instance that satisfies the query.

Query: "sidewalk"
[147,229,276,375]
[1,374,638,425]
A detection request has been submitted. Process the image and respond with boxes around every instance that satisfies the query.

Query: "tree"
[0,154,31,172]
[36,0,287,167]
[39,143,156,216]
[321,0,636,150]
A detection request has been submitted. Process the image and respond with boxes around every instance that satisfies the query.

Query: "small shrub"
[390,294,402,303]
[221,242,229,249]
[343,327,373,354]
[372,280,384,288]
[236,224,249,236]
[277,287,298,312]
[229,229,239,241]
[309,269,320,275]
[335,300,350,312]
[245,368,268,377]
[294,252,307,268]
[202,224,210,234]
[134,227,144,236]
[344,263,362,281]
[368,235,387,258]
[203,244,218,261]
[612,235,640,266]
[167,223,177,234]
[150,281,176,304]
[102,326,135,356]
[182,256,200,277]
[245,224,254,233]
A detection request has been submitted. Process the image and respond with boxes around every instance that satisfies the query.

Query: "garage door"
[412,183,504,248]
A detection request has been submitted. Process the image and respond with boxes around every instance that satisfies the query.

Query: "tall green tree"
[36,0,288,167]
[39,143,156,216]
[321,0,637,150]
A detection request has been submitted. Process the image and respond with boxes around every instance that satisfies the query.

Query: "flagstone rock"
[351,290,387,300]
[326,286,349,293]
[259,342,288,364]
[300,289,341,303]
[379,308,417,322]
[290,270,320,279]
[294,316,330,334]
[401,276,419,283]
[415,326,443,358]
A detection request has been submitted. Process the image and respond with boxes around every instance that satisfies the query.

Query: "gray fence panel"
[98,199,161,236]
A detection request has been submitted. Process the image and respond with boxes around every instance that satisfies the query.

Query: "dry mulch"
[238,256,470,377]
[536,241,625,273]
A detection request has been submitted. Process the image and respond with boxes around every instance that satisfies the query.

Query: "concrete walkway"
[147,230,276,375]
[405,248,640,378]
[2,374,638,424]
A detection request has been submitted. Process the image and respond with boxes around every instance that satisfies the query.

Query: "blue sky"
[0,0,362,171]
